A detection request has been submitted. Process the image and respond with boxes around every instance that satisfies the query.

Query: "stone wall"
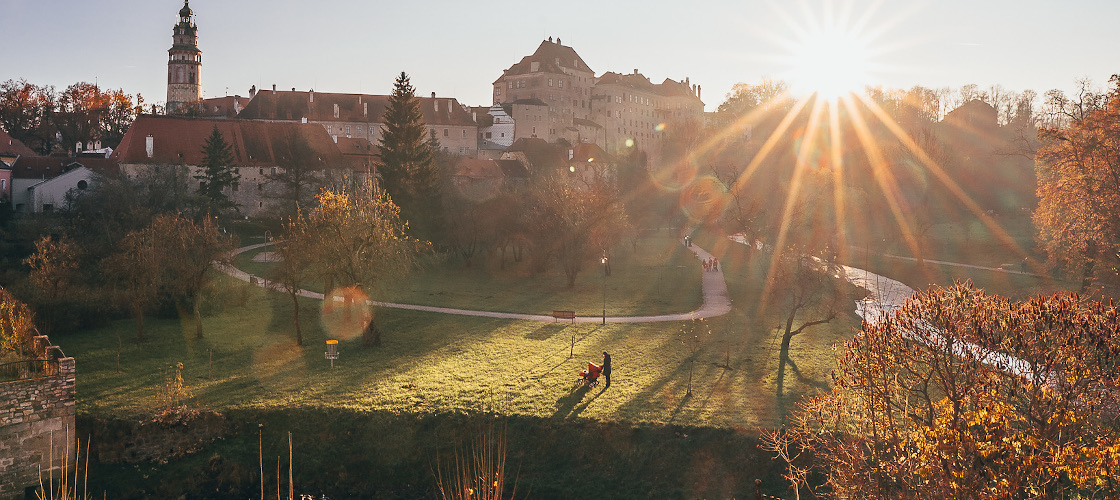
[0,336,76,500]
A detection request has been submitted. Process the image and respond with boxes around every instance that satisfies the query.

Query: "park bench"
[552,310,576,323]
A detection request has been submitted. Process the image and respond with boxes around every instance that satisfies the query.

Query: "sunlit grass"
[235,233,702,317]
[70,230,862,430]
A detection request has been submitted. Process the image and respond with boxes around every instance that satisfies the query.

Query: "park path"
[219,239,730,323]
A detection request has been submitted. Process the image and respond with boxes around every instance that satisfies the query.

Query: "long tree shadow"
[775,345,831,423]
[553,385,593,419]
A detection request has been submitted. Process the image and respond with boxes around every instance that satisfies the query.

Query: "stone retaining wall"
[0,336,76,500]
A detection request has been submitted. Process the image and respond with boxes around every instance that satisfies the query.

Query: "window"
[495,87,500,96]
[258,183,263,193]
[558,80,563,88]
[509,81,513,89]
[200,181,206,190]
[357,125,363,133]
[549,78,553,87]
[462,130,467,138]
[444,128,449,137]
[271,167,277,175]
[345,125,351,134]
[327,125,332,133]
[77,180,88,190]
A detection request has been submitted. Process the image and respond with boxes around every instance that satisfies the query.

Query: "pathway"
[219,239,731,323]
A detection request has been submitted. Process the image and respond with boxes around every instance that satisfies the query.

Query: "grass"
[235,233,703,316]
[70,231,859,432]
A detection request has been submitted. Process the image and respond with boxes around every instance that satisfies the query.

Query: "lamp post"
[601,256,608,325]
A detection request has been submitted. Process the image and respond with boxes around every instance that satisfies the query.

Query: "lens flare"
[655,123,666,132]
[320,286,372,341]
[625,139,635,148]
[680,176,730,225]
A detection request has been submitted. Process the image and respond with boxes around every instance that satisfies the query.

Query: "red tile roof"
[236,91,476,127]
[498,39,594,80]
[0,128,37,157]
[199,95,251,117]
[112,115,349,170]
[11,156,119,180]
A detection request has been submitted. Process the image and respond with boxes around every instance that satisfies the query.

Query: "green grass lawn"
[236,233,703,317]
[70,231,861,432]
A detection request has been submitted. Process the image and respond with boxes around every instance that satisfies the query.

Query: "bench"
[552,310,576,323]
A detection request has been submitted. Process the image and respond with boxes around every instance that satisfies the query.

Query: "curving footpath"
[220,239,731,323]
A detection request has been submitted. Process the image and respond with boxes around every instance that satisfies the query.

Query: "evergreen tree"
[195,125,240,217]
[376,72,437,238]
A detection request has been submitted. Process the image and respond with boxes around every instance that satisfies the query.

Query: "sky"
[4,0,1118,112]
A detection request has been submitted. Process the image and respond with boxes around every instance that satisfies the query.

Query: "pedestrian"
[714,258,719,272]
[601,351,612,389]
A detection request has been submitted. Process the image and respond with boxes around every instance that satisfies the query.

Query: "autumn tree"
[1034,76,1120,293]
[264,127,326,218]
[765,282,1120,499]
[306,182,421,346]
[195,125,241,218]
[0,286,36,358]
[24,236,82,334]
[148,214,233,339]
[270,209,317,346]
[103,224,163,341]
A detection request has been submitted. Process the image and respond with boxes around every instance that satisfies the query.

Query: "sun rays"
[658,1,1035,314]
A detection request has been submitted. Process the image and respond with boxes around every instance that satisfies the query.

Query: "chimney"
[634,69,638,75]
[309,89,314,103]
[697,85,701,100]
[272,84,277,93]
[249,85,256,98]
[685,77,689,87]
[432,93,438,113]
[557,37,561,45]
[363,102,368,117]
[145,135,154,158]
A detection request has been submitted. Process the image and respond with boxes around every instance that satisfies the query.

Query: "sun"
[776,1,880,102]
[789,29,871,100]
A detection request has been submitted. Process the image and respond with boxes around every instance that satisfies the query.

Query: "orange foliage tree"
[765,282,1120,499]
[1035,76,1120,293]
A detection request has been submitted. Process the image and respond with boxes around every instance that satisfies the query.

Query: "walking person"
[601,351,612,389]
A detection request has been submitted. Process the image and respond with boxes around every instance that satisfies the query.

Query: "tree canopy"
[195,125,241,218]
[1035,76,1120,293]
[767,282,1120,499]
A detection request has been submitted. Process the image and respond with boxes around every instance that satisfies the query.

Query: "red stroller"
[574,362,602,388]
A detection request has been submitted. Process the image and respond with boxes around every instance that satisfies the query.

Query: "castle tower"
[166,0,201,114]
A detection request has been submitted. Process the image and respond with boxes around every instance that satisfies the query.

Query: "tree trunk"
[193,295,203,339]
[291,291,302,346]
[133,303,145,341]
[362,319,382,347]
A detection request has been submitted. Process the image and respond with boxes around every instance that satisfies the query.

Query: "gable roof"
[237,90,476,127]
[199,95,251,117]
[0,128,37,157]
[497,39,594,80]
[112,115,349,170]
[11,156,119,180]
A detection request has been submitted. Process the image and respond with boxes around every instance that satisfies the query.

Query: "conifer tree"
[376,72,438,239]
[195,125,240,217]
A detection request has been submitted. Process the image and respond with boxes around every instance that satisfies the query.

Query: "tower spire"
[166,0,201,114]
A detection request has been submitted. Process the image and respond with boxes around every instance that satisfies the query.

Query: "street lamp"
[601,256,608,324]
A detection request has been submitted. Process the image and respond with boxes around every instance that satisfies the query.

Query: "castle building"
[166,0,202,113]
[490,39,704,166]
[491,38,596,145]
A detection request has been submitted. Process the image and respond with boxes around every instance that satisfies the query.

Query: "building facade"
[492,38,596,145]
[490,39,705,166]
[166,0,202,113]
[237,89,478,157]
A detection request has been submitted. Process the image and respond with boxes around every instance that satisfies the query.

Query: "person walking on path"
[602,351,612,389]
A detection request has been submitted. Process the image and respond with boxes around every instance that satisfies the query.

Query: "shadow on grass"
[525,322,568,340]
[554,384,599,419]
